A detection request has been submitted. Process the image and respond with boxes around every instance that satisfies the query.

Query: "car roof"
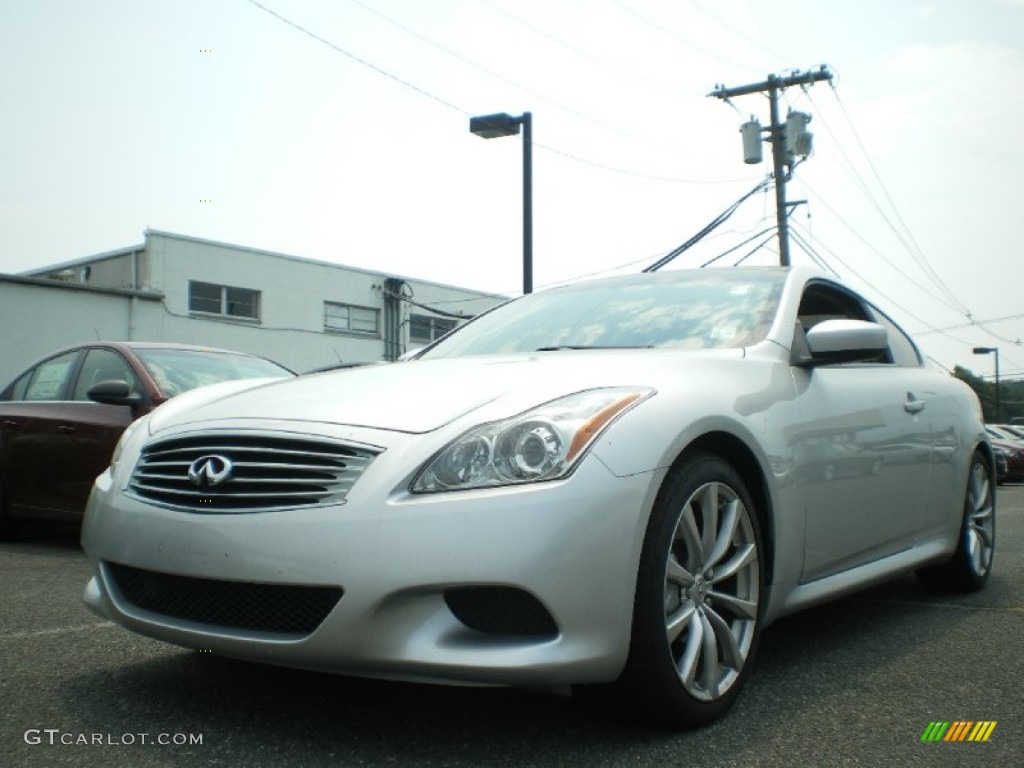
[544,265,808,290]
[49,341,268,358]
[8,342,282,383]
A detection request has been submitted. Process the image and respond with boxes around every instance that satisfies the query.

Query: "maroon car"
[0,342,292,536]
[990,438,1024,484]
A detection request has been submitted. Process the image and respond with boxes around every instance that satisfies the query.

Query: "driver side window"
[797,282,871,330]
[797,282,889,364]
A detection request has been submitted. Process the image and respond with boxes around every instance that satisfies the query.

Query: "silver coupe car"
[81,267,995,727]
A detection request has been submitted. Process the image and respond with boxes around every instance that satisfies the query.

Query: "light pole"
[469,111,533,294]
[973,346,1001,423]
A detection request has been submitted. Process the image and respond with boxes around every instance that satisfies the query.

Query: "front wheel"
[916,450,995,591]
[612,452,765,727]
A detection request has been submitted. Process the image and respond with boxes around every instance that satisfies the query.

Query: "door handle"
[57,425,76,433]
[904,393,925,414]
[2,420,18,429]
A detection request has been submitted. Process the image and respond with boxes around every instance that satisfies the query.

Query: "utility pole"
[709,66,833,266]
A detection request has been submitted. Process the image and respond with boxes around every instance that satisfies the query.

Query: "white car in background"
[81,267,994,727]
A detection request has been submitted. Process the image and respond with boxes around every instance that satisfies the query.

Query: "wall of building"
[143,231,504,371]
[148,233,386,369]
[0,277,164,384]
[3,230,506,382]
[33,247,146,292]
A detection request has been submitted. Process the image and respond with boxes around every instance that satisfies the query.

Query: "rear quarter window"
[23,352,79,401]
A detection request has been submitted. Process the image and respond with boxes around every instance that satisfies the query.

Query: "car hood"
[147,349,746,436]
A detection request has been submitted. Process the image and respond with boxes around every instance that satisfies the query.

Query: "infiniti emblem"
[187,455,234,487]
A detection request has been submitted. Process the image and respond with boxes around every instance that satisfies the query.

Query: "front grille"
[127,432,379,512]
[106,562,343,636]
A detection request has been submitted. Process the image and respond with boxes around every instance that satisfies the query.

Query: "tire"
[611,452,765,728]
[916,450,995,592]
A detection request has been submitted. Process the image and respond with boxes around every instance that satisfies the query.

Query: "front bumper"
[82,446,661,687]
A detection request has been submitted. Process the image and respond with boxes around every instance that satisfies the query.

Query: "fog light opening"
[444,586,558,639]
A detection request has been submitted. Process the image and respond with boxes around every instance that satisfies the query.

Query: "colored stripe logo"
[921,721,997,742]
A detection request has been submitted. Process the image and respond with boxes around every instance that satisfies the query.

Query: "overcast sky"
[2,0,1022,380]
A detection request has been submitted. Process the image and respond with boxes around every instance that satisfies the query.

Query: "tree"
[953,366,1024,423]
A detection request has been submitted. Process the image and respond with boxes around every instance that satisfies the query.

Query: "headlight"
[412,387,654,493]
[110,415,148,472]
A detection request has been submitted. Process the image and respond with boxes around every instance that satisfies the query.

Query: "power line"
[730,233,777,266]
[788,228,838,275]
[532,250,672,290]
[802,92,917,254]
[245,0,469,115]
[826,84,966,311]
[796,180,1021,354]
[482,0,698,97]
[612,1,758,75]
[245,0,740,185]
[696,228,774,268]
[642,176,773,271]
[797,178,966,313]
[686,0,790,65]
[915,315,1024,337]
[786,229,1018,375]
[532,139,753,184]
[802,82,1024,361]
[787,219,960,342]
[348,0,692,159]
[380,287,482,320]
[345,0,702,160]
[926,356,955,374]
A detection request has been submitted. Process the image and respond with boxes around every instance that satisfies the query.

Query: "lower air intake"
[106,562,343,636]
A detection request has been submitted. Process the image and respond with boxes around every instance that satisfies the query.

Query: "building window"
[189,281,260,320]
[410,313,457,344]
[325,302,380,336]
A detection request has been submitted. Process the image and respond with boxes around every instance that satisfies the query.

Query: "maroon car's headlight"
[411,387,654,493]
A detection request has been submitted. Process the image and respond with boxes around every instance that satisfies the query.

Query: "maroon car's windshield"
[134,349,293,397]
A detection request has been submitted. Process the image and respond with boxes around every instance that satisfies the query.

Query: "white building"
[0,230,506,383]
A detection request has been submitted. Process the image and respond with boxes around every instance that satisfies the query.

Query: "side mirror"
[795,319,888,367]
[87,379,143,407]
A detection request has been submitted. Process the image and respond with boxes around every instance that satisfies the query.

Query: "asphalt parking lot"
[2,486,1022,768]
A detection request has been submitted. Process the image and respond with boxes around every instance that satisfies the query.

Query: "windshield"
[421,270,785,359]
[135,349,293,397]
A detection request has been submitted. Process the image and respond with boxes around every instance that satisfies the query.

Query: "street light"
[469,111,533,294]
[973,346,1001,423]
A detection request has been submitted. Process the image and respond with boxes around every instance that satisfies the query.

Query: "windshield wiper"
[534,345,651,351]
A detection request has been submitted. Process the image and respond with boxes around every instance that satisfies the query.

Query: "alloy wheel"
[663,480,760,701]
[965,459,995,577]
